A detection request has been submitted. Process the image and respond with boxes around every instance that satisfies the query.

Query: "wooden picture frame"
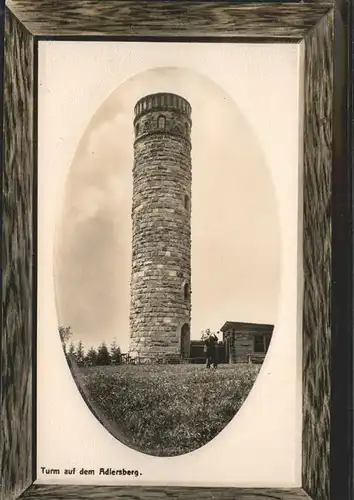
[1,1,352,499]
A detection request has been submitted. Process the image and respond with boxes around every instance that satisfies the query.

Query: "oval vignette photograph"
[54,66,281,457]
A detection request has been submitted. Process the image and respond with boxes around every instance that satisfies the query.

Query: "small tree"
[75,340,85,367]
[64,341,76,367]
[85,346,98,367]
[110,338,121,365]
[65,341,78,369]
[67,341,76,358]
[96,342,111,366]
[58,325,73,354]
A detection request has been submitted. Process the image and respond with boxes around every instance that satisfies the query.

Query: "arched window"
[183,283,189,300]
[157,115,166,130]
[184,194,190,211]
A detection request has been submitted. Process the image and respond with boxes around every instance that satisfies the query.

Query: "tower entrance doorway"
[180,323,190,359]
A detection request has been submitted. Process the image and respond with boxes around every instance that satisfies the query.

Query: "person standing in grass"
[203,329,218,369]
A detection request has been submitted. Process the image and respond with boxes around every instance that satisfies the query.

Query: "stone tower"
[129,92,192,361]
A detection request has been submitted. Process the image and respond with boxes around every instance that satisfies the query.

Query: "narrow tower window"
[135,123,140,136]
[157,115,166,130]
[183,283,189,300]
[184,194,190,211]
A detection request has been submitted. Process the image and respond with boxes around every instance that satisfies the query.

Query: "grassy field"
[76,363,261,457]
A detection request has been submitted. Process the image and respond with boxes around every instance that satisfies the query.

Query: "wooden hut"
[220,321,274,364]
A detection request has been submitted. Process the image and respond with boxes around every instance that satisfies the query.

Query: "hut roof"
[220,321,274,335]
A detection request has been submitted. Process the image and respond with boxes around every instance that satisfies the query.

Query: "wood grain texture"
[6,0,332,39]
[302,11,333,500]
[19,485,311,500]
[0,7,34,500]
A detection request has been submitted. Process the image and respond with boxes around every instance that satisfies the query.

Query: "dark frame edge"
[330,0,353,499]
[31,32,38,494]
[350,0,354,496]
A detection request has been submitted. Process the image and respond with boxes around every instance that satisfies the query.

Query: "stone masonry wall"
[129,93,192,360]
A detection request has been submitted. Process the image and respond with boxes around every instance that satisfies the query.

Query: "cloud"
[85,113,133,160]
[70,185,106,224]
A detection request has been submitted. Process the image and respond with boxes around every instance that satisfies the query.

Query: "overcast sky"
[54,66,281,352]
